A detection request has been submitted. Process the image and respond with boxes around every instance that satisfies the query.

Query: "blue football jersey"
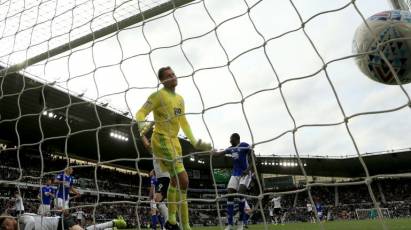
[40,185,54,205]
[55,172,73,200]
[225,142,251,176]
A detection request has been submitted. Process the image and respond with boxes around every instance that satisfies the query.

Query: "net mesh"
[1,0,411,230]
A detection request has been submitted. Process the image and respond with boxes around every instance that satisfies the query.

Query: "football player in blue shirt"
[54,167,80,211]
[213,133,255,230]
[38,178,54,216]
[150,165,170,230]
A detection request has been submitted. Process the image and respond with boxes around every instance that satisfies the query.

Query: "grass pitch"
[190,218,411,230]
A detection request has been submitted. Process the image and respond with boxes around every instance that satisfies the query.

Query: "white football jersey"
[272,197,281,209]
[307,203,313,212]
[15,195,24,211]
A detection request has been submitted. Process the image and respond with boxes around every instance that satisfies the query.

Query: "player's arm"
[136,93,157,132]
[54,174,65,185]
[179,98,211,151]
[136,93,157,150]
[42,188,51,197]
[178,97,196,146]
[149,184,155,199]
[70,186,80,199]
[211,148,229,156]
[179,115,196,146]
[45,189,55,198]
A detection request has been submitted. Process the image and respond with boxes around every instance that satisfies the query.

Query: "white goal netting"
[1,0,411,230]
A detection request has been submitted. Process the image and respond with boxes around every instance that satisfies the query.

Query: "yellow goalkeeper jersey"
[136,88,196,145]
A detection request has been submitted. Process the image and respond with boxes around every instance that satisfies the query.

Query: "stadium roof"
[0,67,149,168]
[0,66,200,171]
[204,148,411,177]
[1,68,411,177]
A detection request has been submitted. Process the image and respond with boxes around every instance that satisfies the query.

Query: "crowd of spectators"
[0,150,147,194]
[253,178,411,223]
[1,150,411,227]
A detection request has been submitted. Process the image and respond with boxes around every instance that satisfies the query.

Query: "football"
[353,10,411,85]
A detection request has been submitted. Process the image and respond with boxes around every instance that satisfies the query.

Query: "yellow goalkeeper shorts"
[151,132,185,177]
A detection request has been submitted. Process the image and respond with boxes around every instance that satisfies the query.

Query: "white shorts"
[38,204,51,215]
[56,198,69,209]
[153,158,170,179]
[227,174,252,190]
[150,199,157,209]
[20,214,60,230]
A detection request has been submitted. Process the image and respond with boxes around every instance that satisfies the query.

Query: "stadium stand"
[1,148,411,226]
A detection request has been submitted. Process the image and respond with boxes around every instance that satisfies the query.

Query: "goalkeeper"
[136,67,210,230]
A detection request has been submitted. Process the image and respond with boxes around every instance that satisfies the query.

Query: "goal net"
[0,0,411,230]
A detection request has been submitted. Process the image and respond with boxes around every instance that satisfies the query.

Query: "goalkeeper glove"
[113,216,127,229]
[139,121,154,136]
[194,139,212,151]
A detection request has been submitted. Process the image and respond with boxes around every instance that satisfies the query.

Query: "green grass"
[190,218,411,230]
[124,218,411,230]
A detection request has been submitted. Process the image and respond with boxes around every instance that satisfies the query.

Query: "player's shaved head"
[231,133,240,140]
[230,133,240,146]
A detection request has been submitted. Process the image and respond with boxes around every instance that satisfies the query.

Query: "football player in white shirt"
[8,191,25,217]
[271,196,284,225]
[268,206,274,224]
[0,213,127,230]
[306,202,315,223]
